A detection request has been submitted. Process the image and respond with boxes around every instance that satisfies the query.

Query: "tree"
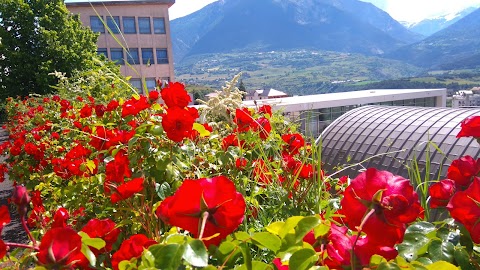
[0,0,99,101]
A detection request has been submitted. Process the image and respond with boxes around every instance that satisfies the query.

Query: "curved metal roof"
[319,106,480,180]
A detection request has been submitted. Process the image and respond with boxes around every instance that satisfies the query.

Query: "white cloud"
[169,0,218,20]
[382,0,480,22]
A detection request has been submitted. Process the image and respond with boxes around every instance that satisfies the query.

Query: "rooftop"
[65,0,175,7]
[242,88,447,112]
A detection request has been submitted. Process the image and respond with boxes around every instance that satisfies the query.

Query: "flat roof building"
[243,88,447,137]
[66,0,175,93]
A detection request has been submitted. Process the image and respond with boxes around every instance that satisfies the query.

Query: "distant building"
[451,89,480,107]
[243,88,447,137]
[245,88,289,100]
[66,0,175,94]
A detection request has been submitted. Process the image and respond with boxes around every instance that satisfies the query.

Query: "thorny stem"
[351,208,376,269]
[20,215,36,246]
[4,242,39,251]
[198,211,209,240]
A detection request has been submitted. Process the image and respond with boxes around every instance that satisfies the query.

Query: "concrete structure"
[66,0,175,93]
[451,89,480,108]
[243,88,447,137]
[320,106,480,181]
[245,88,289,100]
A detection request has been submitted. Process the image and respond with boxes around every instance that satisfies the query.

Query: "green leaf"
[149,244,185,269]
[405,222,436,234]
[193,122,211,137]
[295,216,322,243]
[427,240,454,263]
[376,262,402,270]
[141,250,155,268]
[234,231,252,241]
[397,232,431,261]
[79,231,106,250]
[454,247,474,269]
[182,239,208,267]
[266,221,285,236]
[370,254,388,266]
[288,248,318,270]
[251,232,282,252]
[81,244,96,267]
[425,261,458,270]
[279,216,304,238]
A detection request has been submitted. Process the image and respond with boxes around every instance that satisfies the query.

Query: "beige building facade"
[66,0,175,93]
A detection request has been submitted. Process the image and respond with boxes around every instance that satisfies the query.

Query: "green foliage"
[0,0,100,100]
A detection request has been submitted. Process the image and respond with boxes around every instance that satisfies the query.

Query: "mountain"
[387,7,480,69]
[170,0,420,63]
[407,7,477,36]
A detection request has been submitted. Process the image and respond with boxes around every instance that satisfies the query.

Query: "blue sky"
[65,0,480,22]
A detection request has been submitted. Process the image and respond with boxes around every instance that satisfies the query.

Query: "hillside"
[170,0,419,63]
[387,8,480,68]
[175,49,422,95]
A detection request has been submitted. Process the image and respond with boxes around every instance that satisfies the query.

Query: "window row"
[90,16,166,35]
[97,48,169,65]
[130,77,170,93]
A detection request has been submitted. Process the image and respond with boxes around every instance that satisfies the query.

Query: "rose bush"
[0,80,478,269]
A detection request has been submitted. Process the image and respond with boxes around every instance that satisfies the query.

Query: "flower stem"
[351,208,376,269]
[20,215,36,246]
[4,242,39,251]
[198,211,209,240]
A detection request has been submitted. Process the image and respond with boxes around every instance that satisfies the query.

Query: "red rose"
[110,177,144,203]
[148,90,160,101]
[447,155,480,189]
[303,224,352,268]
[254,117,271,139]
[79,104,92,118]
[95,104,107,117]
[355,236,398,265]
[81,218,121,253]
[429,179,456,208]
[294,162,314,179]
[0,240,6,259]
[234,108,254,132]
[273,258,289,270]
[106,100,119,111]
[222,134,244,150]
[51,207,69,228]
[282,133,305,155]
[0,205,11,234]
[11,185,30,215]
[37,227,86,268]
[162,107,196,143]
[111,234,156,270]
[447,177,480,243]
[258,105,272,116]
[156,176,245,247]
[340,168,422,246]
[121,96,151,117]
[160,82,191,108]
[457,115,480,138]
[235,157,248,170]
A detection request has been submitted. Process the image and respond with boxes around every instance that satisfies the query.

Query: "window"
[146,78,157,91]
[97,48,108,58]
[107,16,120,34]
[156,49,168,64]
[110,48,124,65]
[153,17,166,34]
[130,79,142,93]
[138,17,151,34]
[126,48,139,65]
[123,17,136,34]
[90,16,104,33]
[141,48,153,65]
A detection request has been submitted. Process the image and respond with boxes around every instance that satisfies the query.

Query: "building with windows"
[243,88,447,137]
[451,89,480,108]
[66,0,175,93]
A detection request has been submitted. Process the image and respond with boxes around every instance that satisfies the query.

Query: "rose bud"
[11,185,31,216]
